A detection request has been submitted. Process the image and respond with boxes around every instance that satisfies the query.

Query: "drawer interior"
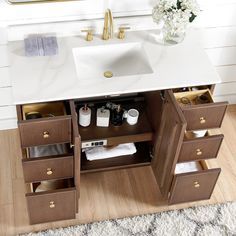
[22,102,67,120]
[22,143,72,160]
[175,160,208,174]
[26,178,74,194]
[172,85,212,93]
[174,89,214,106]
[184,130,209,140]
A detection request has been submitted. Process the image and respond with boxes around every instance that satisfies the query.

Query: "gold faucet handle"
[118,27,131,39]
[81,29,94,41]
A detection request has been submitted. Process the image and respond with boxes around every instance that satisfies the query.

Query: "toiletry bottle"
[79,104,91,127]
[111,104,124,126]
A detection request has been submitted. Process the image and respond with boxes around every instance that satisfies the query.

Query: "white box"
[96,108,110,127]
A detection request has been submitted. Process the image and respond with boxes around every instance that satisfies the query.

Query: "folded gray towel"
[24,36,39,57]
[37,37,44,56]
[42,36,58,56]
[24,35,58,57]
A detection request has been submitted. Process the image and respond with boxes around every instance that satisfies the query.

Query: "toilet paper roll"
[79,106,91,127]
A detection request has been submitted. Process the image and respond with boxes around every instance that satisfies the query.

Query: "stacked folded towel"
[85,143,137,161]
[24,35,58,57]
[175,161,202,174]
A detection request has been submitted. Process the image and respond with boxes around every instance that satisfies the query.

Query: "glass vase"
[162,23,186,45]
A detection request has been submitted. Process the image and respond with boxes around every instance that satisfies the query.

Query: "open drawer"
[22,144,74,183]
[169,160,221,204]
[26,179,76,224]
[178,131,224,163]
[173,89,228,130]
[17,102,72,148]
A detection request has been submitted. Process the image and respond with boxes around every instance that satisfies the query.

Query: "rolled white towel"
[175,161,202,174]
[85,143,137,161]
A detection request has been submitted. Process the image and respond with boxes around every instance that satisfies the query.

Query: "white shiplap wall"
[196,0,236,103]
[0,28,17,130]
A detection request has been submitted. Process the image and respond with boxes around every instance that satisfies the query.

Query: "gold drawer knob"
[46,168,53,175]
[196,149,202,156]
[200,117,206,124]
[194,181,200,188]
[43,131,50,139]
[49,201,55,208]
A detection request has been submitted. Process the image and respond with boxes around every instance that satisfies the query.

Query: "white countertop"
[9,29,221,105]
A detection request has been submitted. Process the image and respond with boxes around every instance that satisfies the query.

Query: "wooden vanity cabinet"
[151,89,227,204]
[17,101,81,224]
[16,87,227,224]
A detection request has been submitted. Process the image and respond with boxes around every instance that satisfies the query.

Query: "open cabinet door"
[151,90,187,198]
[70,100,81,213]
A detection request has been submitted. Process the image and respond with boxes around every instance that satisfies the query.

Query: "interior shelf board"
[78,101,153,145]
[81,142,152,174]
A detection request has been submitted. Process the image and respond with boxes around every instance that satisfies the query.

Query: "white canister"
[124,109,139,125]
[79,105,91,127]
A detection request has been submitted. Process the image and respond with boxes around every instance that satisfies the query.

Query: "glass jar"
[162,22,186,45]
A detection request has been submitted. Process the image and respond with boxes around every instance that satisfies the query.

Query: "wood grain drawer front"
[26,188,76,224]
[169,167,221,205]
[22,155,74,183]
[174,89,228,130]
[178,134,224,163]
[18,116,72,148]
[182,103,227,130]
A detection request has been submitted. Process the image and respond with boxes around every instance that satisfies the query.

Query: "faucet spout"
[102,9,114,40]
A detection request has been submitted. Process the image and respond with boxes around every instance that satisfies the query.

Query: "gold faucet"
[102,9,113,40]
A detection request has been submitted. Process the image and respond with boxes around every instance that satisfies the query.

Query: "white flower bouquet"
[152,0,200,43]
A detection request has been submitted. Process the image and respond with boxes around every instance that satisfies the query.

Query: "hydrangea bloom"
[152,0,200,41]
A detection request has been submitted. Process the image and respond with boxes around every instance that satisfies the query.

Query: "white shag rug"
[22,202,236,236]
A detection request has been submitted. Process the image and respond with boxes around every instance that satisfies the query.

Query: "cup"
[124,109,139,125]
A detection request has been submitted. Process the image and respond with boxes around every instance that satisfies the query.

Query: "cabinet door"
[70,100,81,213]
[151,90,187,198]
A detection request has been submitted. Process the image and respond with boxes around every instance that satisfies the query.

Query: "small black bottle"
[111,105,124,126]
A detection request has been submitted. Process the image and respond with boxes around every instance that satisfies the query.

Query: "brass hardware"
[104,71,113,78]
[194,181,200,188]
[49,201,55,208]
[43,131,50,139]
[81,29,94,41]
[196,149,202,156]
[46,168,53,175]
[200,117,206,124]
[102,9,114,40]
[118,26,130,39]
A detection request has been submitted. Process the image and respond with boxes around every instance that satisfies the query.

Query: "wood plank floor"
[1,105,236,235]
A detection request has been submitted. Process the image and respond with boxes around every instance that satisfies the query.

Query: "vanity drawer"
[169,160,221,204]
[178,132,224,163]
[22,155,74,183]
[17,102,72,147]
[19,117,72,147]
[174,89,228,130]
[26,187,76,224]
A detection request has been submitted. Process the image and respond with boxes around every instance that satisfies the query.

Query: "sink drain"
[104,71,113,78]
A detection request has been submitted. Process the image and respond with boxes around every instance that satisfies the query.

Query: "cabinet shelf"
[77,101,153,146]
[81,142,152,173]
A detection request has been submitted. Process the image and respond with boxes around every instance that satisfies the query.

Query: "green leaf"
[189,13,197,22]
[177,0,181,9]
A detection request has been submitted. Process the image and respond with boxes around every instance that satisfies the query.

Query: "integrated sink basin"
[73,42,153,80]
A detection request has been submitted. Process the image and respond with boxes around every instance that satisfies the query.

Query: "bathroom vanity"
[9,30,228,224]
